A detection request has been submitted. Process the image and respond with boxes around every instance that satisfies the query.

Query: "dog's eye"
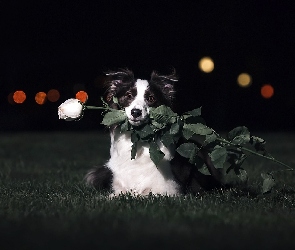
[147,95,156,103]
[125,92,133,99]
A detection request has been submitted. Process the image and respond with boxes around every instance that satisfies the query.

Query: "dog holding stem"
[85,69,222,196]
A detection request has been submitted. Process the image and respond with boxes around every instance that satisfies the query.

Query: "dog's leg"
[196,142,223,186]
[171,153,222,194]
[170,154,201,194]
[171,137,223,194]
[85,166,113,191]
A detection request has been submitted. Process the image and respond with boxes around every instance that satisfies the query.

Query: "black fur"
[85,166,113,191]
[171,153,222,194]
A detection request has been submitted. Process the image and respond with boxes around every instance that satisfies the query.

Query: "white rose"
[58,98,84,121]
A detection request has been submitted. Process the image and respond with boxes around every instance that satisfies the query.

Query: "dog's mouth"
[128,116,149,126]
[126,107,149,126]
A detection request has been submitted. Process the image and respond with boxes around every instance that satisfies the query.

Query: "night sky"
[1,1,295,131]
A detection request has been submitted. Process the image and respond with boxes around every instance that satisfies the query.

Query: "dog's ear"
[105,68,134,89]
[150,69,178,101]
[104,68,135,104]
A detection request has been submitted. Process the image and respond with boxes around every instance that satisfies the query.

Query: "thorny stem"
[216,137,294,171]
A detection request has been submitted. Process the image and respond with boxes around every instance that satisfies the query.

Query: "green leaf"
[130,131,139,160]
[150,121,165,130]
[131,142,137,160]
[182,114,191,120]
[120,119,130,132]
[187,107,202,116]
[234,168,248,183]
[183,108,205,124]
[182,127,195,140]
[136,124,154,140]
[184,116,206,125]
[176,143,197,159]
[198,165,211,175]
[183,123,213,136]
[101,110,127,126]
[112,96,119,104]
[150,105,177,124]
[204,133,218,145]
[228,126,250,145]
[170,123,180,135]
[209,145,227,169]
[149,142,165,166]
[161,132,175,147]
[131,131,139,143]
[261,173,275,194]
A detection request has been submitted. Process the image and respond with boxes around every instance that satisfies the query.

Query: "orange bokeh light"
[47,89,60,102]
[13,90,26,104]
[35,92,47,105]
[76,91,88,103]
[261,84,274,99]
[7,92,14,104]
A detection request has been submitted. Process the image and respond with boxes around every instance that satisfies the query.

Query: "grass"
[0,131,295,250]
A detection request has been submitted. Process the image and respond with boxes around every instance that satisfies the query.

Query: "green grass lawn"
[0,131,295,250]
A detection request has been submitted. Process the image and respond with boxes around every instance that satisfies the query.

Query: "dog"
[85,69,222,196]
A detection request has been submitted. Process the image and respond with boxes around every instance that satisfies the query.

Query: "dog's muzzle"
[125,105,149,126]
[131,108,142,118]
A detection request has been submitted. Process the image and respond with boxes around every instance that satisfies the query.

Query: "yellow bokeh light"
[198,57,214,73]
[237,73,252,87]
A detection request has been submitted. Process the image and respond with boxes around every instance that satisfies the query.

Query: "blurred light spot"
[261,84,274,99]
[13,90,26,104]
[199,57,214,73]
[35,92,47,105]
[237,73,252,87]
[7,92,14,104]
[47,89,60,102]
[73,83,85,93]
[76,91,88,103]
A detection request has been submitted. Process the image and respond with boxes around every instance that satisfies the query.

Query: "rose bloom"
[58,98,84,121]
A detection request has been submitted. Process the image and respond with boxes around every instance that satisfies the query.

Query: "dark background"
[1,0,295,132]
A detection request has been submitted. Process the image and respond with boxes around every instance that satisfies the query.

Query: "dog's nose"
[131,108,142,118]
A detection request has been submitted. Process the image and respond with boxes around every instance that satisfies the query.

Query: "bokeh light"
[76,91,88,103]
[261,84,274,99]
[13,90,26,104]
[237,73,252,87]
[47,89,60,102]
[7,92,14,104]
[35,92,47,105]
[198,57,214,73]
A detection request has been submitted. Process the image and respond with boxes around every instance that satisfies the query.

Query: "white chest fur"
[106,128,180,196]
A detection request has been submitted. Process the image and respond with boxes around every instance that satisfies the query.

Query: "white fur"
[106,79,180,196]
[107,128,180,196]
[125,80,150,126]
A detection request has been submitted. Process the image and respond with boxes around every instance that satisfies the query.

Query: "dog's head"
[104,69,178,126]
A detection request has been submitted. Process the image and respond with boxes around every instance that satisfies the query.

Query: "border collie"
[85,69,221,196]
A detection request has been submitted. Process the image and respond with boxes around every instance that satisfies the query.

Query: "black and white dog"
[85,69,221,196]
